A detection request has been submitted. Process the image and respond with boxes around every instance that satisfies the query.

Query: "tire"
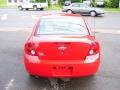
[18,6,23,11]
[67,10,73,14]
[25,8,29,11]
[29,74,35,78]
[90,11,97,17]
[33,6,37,11]
[29,74,39,78]
[60,78,71,82]
[40,8,44,11]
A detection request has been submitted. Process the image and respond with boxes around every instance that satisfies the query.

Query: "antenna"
[93,14,95,35]
[90,13,96,36]
[89,0,96,36]
[93,0,96,35]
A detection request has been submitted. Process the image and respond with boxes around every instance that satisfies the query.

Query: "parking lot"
[0,8,120,31]
[0,8,120,90]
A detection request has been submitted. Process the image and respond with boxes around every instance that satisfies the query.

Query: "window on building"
[14,0,17,2]
[8,0,12,3]
[19,0,23,2]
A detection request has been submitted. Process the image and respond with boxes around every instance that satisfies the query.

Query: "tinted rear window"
[36,17,89,35]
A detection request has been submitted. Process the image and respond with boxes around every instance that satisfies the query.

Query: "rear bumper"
[97,13,104,15]
[24,54,100,78]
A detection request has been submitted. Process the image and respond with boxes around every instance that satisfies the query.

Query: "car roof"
[71,3,87,6]
[71,3,83,4]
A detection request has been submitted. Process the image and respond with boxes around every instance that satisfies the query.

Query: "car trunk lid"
[33,35,92,61]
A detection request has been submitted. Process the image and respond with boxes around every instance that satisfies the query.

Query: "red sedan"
[24,14,100,78]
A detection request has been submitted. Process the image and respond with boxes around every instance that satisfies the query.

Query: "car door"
[79,4,90,14]
[70,3,81,13]
[22,2,31,8]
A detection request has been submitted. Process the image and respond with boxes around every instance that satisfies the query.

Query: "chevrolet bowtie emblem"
[58,46,67,51]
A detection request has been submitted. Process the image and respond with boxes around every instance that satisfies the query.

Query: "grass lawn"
[104,8,120,12]
[0,0,7,7]
[47,5,62,10]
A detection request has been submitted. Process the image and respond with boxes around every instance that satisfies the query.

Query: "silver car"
[62,3,104,16]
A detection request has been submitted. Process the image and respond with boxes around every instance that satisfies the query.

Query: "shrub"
[105,0,119,8]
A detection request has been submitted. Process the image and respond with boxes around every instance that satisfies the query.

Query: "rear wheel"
[90,11,97,17]
[67,10,73,14]
[29,74,39,78]
[40,8,44,11]
[33,6,37,11]
[18,6,23,11]
[25,8,29,11]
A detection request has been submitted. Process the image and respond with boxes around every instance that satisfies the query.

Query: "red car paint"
[24,14,100,78]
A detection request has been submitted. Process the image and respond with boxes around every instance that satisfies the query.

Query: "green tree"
[35,0,51,6]
[36,0,45,2]
[105,0,119,8]
[58,0,84,5]
[35,0,97,6]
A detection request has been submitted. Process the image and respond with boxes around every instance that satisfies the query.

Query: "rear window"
[36,17,89,35]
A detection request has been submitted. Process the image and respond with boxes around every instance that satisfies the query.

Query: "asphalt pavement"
[0,8,120,31]
[0,8,120,90]
[0,30,120,90]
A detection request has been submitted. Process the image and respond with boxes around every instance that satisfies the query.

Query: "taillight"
[24,42,37,56]
[84,42,100,63]
[88,42,99,56]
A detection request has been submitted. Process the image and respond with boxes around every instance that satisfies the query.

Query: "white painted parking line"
[5,78,15,90]
[31,15,39,20]
[95,29,120,34]
[117,30,120,33]
[0,27,32,32]
[1,14,8,21]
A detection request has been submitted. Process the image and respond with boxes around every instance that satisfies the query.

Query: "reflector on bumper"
[84,53,99,63]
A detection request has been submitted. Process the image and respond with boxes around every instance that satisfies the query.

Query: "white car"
[18,1,48,11]
[62,3,104,16]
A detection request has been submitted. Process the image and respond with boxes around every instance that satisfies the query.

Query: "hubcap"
[67,10,72,14]
[19,7,22,10]
[33,7,37,10]
[91,12,96,16]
